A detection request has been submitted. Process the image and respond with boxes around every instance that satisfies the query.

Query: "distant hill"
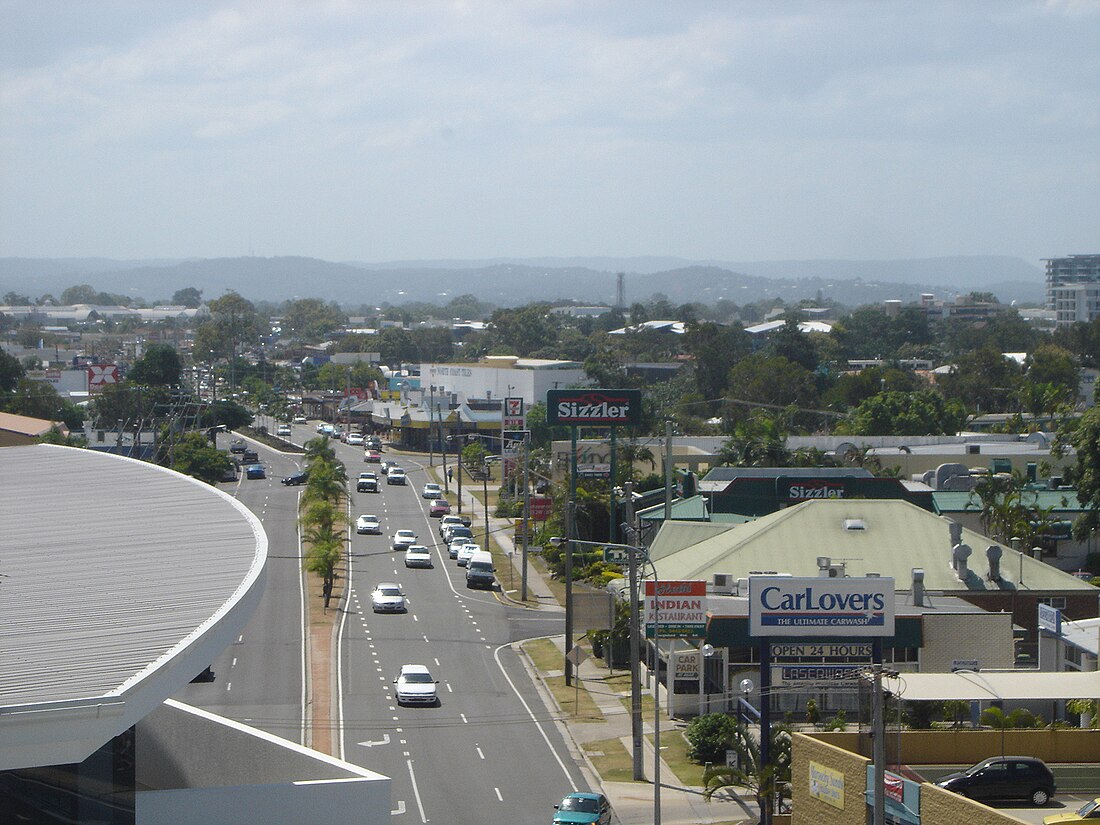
[0,254,1045,309]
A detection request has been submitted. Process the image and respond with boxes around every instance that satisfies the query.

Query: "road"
[173,431,312,743]
[336,440,586,824]
[178,424,587,823]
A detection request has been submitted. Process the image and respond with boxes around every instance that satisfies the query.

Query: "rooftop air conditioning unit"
[828,562,847,578]
[712,573,736,595]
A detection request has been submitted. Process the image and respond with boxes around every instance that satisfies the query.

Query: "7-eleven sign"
[503,396,525,429]
[87,364,119,392]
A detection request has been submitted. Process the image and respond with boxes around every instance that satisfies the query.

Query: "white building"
[420,356,589,406]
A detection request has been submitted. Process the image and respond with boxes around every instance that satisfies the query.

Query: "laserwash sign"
[748,576,895,637]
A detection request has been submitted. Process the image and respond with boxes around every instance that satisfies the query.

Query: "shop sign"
[748,576,895,637]
[644,580,707,637]
[809,761,844,809]
[546,388,642,426]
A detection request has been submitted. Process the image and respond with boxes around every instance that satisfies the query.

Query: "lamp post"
[550,536,662,824]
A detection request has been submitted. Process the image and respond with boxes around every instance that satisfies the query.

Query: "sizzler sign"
[546,389,642,426]
[748,576,895,637]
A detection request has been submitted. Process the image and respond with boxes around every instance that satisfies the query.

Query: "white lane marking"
[493,641,575,784]
[357,733,390,748]
[413,614,419,622]
[446,683,453,693]
[460,713,468,724]
[494,787,502,802]
[434,658,440,667]
[231,657,237,668]
[423,635,430,643]
[476,746,484,759]
[226,682,232,691]
[296,488,309,746]
[391,801,406,816]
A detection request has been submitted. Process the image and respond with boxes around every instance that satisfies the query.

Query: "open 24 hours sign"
[748,576,895,637]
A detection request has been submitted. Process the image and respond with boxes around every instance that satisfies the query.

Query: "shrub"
[686,713,738,764]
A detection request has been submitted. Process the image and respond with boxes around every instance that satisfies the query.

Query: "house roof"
[932,489,1083,513]
[0,410,65,437]
[648,498,1098,594]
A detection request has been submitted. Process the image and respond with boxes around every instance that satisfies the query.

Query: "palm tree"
[303,457,347,504]
[303,537,342,608]
[702,722,791,822]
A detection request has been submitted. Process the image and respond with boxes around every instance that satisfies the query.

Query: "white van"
[465,551,495,590]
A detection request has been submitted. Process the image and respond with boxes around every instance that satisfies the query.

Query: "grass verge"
[523,638,604,722]
[582,737,636,782]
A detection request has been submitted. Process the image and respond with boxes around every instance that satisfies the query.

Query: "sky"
[0,0,1097,266]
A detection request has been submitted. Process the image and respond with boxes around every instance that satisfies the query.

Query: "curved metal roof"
[0,444,267,770]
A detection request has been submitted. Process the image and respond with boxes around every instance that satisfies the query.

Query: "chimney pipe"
[912,568,925,607]
[952,543,972,580]
[817,556,831,578]
[986,545,1002,581]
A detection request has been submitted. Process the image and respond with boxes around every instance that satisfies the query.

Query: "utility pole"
[624,483,644,781]
[521,434,530,601]
[872,639,885,825]
[664,419,673,521]
[429,385,435,466]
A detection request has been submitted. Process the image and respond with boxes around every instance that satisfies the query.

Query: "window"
[1039,597,1067,609]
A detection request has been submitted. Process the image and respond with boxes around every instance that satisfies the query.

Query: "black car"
[242,449,259,463]
[936,756,1056,806]
[282,471,308,486]
[229,440,246,454]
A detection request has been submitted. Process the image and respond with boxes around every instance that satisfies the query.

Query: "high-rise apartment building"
[1046,254,1100,325]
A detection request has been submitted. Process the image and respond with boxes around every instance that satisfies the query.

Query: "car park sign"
[748,576,895,637]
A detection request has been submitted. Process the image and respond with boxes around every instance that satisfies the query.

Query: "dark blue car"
[246,464,266,479]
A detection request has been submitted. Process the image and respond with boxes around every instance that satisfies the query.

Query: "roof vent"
[843,519,866,531]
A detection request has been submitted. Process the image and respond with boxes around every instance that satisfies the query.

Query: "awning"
[883,670,1100,701]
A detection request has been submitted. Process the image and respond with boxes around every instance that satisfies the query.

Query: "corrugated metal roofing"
[883,670,1100,701]
[0,444,266,707]
[932,489,1083,513]
[648,499,1098,593]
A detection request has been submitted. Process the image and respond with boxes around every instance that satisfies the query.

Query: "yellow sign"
[808,761,844,809]
[513,519,528,541]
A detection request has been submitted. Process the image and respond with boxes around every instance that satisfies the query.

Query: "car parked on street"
[1045,798,1100,823]
[393,664,438,706]
[404,545,433,568]
[392,529,417,551]
[370,582,406,613]
[439,515,465,538]
[356,514,382,535]
[448,538,476,560]
[445,526,474,546]
[429,499,451,517]
[456,542,480,567]
[553,792,612,825]
[936,756,1056,806]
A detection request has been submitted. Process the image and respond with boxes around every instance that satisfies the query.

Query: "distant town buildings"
[1046,254,1100,325]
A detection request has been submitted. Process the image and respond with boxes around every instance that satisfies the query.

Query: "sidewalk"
[428,460,758,825]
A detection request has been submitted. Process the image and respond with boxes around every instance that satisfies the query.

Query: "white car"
[393,664,438,706]
[422,483,442,499]
[276,424,291,437]
[370,582,406,613]
[456,541,481,567]
[292,415,307,424]
[438,515,464,538]
[449,538,476,560]
[346,432,365,446]
[356,514,381,535]
[404,545,433,568]
[392,529,417,551]
[387,467,407,485]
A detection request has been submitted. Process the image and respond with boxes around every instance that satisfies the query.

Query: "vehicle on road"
[439,515,464,537]
[457,542,480,567]
[241,449,259,463]
[245,464,266,479]
[276,424,291,437]
[364,435,382,450]
[393,664,438,706]
[429,499,451,517]
[356,514,382,535]
[387,467,407,485]
[370,583,406,613]
[346,432,364,446]
[364,449,382,463]
[422,483,442,499]
[465,551,495,589]
[935,756,1056,806]
[281,471,308,486]
[357,472,379,493]
[445,525,474,546]
[404,545,433,568]
[292,415,307,424]
[392,529,417,551]
[553,792,612,825]
[448,538,476,560]
[229,440,246,454]
[1045,798,1100,823]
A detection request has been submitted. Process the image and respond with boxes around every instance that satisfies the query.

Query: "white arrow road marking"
[391,800,406,815]
[358,733,390,748]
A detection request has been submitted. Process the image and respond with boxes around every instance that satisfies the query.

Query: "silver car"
[370,583,406,613]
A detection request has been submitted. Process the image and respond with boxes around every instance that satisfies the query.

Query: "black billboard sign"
[546,388,643,426]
